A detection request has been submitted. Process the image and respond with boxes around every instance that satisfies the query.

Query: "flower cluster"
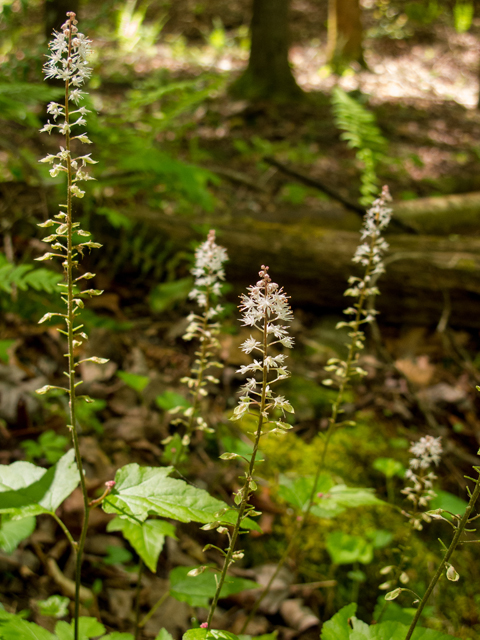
[39,13,95,199]
[43,13,92,88]
[323,187,392,387]
[185,229,228,334]
[169,231,228,452]
[232,266,294,431]
[401,435,443,530]
[35,14,103,371]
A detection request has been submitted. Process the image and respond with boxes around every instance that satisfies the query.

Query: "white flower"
[188,230,228,310]
[43,15,92,87]
[241,337,262,354]
[409,436,442,468]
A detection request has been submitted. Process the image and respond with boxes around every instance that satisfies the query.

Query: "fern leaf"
[331,88,388,206]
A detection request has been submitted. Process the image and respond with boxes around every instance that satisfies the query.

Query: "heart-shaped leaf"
[107,517,177,572]
[0,451,79,519]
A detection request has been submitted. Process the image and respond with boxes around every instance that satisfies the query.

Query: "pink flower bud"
[105,480,116,489]
[200,623,208,629]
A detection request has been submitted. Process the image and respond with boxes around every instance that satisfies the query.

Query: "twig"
[263,155,364,214]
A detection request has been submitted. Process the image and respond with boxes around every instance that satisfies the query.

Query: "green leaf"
[0,617,56,640]
[170,566,259,608]
[156,391,190,411]
[430,490,468,517]
[326,532,374,565]
[149,278,193,314]
[353,620,457,640]
[107,517,176,572]
[0,515,36,553]
[103,546,133,566]
[277,474,334,512]
[100,634,135,640]
[36,595,69,619]
[372,457,405,479]
[183,628,240,640]
[312,485,384,519]
[278,476,383,518]
[372,597,415,625]
[0,450,79,518]
[154,630,175,640]
[117,371,150,394]
[321,603,357,640]
[54,617,106,640]
[0,339,15,364]
[102,464,228,524]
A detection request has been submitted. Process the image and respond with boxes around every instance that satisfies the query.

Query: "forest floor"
[2,3,480,639]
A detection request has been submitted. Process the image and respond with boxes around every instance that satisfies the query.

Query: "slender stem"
[51,512,76,550]
[64,18,91,640]
[138,591,169,629]
[174,290,211,466]
[405,472,480,640]
[240,240,377,633]
[207,280,270,630]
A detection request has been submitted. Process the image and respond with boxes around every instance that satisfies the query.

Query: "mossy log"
[4,181,480,327]
[129,204,480,328]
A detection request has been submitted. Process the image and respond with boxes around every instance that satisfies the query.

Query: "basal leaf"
[0,617,56,640]
[278,474,334,512]
[107,517,176,572]
[321,603,357,640]
[312,485,384,519]
[102,464,228,524]
[361,620,456,640]
[0,515,36,553]
[54,617,106,640]
[170,566,259,608]
[0,451,79,518]
[183,629,239,640]
[326,532,373,565]
[36,595,69,619]
[154,630,174,640]
[117,371,150,394]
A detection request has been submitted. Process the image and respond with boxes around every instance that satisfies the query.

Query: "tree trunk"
[327,0,365,70]
[230,0,302,101]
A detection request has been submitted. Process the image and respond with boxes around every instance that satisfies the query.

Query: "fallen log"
[3,181,480,326]
[126,205,480,328]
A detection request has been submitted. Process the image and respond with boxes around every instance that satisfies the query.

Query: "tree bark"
[124,204,480,328]
[327,0,365,70]
[230,0,302,101]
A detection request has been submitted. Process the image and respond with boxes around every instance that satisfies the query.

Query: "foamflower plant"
[385,431,480,640]
[35,13,107,640]
[241,187,393,632]
[168,230,228,461]
[204,265,294,629]
[401,435,443,531]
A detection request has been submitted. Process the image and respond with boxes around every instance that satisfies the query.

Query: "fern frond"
[331,88,388,206]
[0,253,62,295]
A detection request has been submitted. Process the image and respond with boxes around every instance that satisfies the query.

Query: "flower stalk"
[206,266,294,629]
[36,13,103,640]
[404,469,480,640]
[241,187,392,631]
[168,230,228,463]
